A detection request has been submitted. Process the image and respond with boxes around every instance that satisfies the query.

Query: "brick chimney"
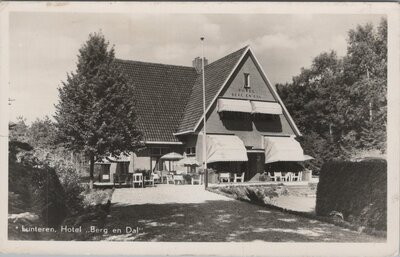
[192,57,208,73]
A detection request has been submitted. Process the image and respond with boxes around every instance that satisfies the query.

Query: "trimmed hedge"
[316,160,386,231]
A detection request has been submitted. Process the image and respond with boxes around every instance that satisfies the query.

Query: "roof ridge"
[205,45,249,67]
[115,58,195,70]
[115,45,249,70]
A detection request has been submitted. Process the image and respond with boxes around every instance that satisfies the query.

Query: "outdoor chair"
[153,172,161,184]
[160,171,169,183]
[144,174,155,187]
[166,174,175,184]
[282,172,292,182]
[219,173,230,183]
[173,174,185,185]
[233,172,245,183]
[132,173,144,188]
[291,172,302,181]
[191,174,202,185]
[271,172,283,181]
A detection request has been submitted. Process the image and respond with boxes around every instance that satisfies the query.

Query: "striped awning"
[217,98,252,113]
[264,136,313,163]
[207,135,248,163]
[251,101,282,115]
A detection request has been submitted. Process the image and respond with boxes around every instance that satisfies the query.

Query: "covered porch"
[204,134,314,184]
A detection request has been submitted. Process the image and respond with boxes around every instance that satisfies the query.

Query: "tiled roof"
[116,60,198,142]
[116,46,248,142]
[176,46,248,133]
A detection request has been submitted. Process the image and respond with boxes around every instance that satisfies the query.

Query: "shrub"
[53,161,85,215]
[217,185,286,204]
[81,189,113,208]
[9,162,68,228]
[16,149,86,215]
[316,160,386,231]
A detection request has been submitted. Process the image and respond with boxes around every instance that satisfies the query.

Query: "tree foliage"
[54,32,143,186]
[28,116,58,148]
[277,19,387,171]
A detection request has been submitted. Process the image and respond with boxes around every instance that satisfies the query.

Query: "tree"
[340,18,387,152]
[54,32,143,188]
[9,117,33,162]
[9,116,29,142]
[27,116,58,149]
[278,18,387,171]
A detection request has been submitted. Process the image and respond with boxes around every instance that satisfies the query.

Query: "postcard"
[0,2,398,256]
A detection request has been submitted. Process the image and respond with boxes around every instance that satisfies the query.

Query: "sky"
[9,12,384,123]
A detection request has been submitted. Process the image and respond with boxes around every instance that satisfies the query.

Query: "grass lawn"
[83,185,384,242]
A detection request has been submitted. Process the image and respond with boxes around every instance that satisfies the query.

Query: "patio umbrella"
[160,152,184,160]
[176,157,200,174]
[177,157,200,166]
[160,152,184,171]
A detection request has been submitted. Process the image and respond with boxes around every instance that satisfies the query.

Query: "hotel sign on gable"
[231,88,262,100]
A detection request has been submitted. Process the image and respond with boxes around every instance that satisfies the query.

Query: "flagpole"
[201,37,208,189]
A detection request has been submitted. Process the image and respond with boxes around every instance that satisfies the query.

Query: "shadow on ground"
[99,200,383,242]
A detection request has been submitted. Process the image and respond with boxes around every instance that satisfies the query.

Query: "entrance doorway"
[246,153,265,181]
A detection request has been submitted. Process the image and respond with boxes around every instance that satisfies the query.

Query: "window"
[244,73,250,88]
[150,147,171,156]
[150,148,161,155]
[186,147,196,156]
[149,147,172,171]
[161,148,170,155]
[253,113,279,122]
[219,111,250,120]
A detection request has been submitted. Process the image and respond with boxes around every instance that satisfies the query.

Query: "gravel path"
[100,185,384,242]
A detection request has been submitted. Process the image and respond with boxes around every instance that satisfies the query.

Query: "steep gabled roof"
[116,59,198,142]
[117,45,301,143]
[176,46,249,134]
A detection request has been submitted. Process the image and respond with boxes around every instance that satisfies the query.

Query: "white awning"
[217,98,252,113]
[264,136,314,163]
[251,101,283,115]
[207,135,248,163]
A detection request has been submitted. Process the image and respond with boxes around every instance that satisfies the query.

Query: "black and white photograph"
[0,2,399,256]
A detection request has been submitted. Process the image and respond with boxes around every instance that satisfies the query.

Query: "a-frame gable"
[221,51,276,102]
[193,47,302,136]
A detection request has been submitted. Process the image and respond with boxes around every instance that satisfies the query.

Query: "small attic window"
[244,73,250,88]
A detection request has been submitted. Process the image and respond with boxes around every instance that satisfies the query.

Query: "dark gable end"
[116,59,198,142]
